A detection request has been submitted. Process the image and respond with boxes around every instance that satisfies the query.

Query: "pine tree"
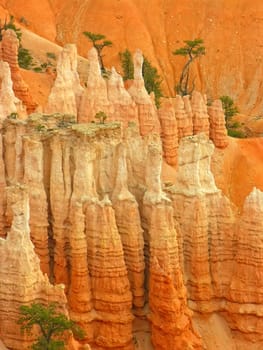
[18,303,84,350]
[119,49,134,81]
[173,38,205,96]
[83,31,112,73]
[119,49,163,108]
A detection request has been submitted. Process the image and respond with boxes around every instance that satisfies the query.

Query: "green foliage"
[0,15,34,70]
[83,31,106,43]
[18,46,33,69]
[46,52,56,60]
[18,303,85,350]
[7,112,18,119]
[33,67,43,73]
[119,49,134,81]
[83,31,112,72]
[173,38,205,96]
[0,15,22,41]
[219,95,239,123]
[35,124,46,132]
[119,49,163,108]
[142,57,163,108]
[227,128,246,138]
[219,95,244,137]
[173,38,205,57]
[230,121,241,129]
[95,111,107,124]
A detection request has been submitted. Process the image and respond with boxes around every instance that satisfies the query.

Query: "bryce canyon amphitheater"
[0,1,263,350]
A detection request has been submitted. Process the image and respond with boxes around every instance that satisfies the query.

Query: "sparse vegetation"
[227,128,246,138]
[18,46,33,69]
[0,15,34,70]
[7,112,18,119]
[219,95,239,129]
[173,38,205,96]
[36,124,46,132]
[119,49,163,108]
[95,111,107,124]
[0,15,22,41]
[119,49,134,81]
[46,52,56,60]
[219,95,245,138]
[142,56,163,108]
[83,31,112,73]
[18,303,85,350]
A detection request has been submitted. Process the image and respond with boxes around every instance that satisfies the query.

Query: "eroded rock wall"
[1,29,37,113]
[0,185,66,350]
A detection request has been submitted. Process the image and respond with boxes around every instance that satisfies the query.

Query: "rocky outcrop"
[68,201,93,341]
[174,94,193,140]
[107,67,138,126]
[1,107,263,349]
[128,50,160,136]
[142,141,202,349]
[1,29,37,113]
[85,199,133,350]
[226,188,263,340]
[78,48,112,123]
[49,135,72,286]
[2,119,26,184]
[112,144,145,313]
[158,98,178,166]
[208,99,228,148]
[0,185,66,350]
[23,136,49,275]
[191,91,210,137]
[0,60,25,119]
[0,133,6,239]
[172,133,218,196]
[45,44,83,116]
[166,134,235,304]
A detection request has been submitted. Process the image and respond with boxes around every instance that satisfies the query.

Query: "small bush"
[7,112,18,119]
[119,49,163,108]
[33,67,42,73]
[36,124,46,132]
[227,128,246,138]
[219,95,239,128]
[229,121,241,129]
[46,52,56,60]
[119,49,134,81]
[95,111,107,124]
[18,46,33,69]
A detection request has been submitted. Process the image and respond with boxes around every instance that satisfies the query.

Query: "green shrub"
[33,67,42,73]
[219,95,239,128]
[18,303,85,350]
[229,121,241,129]
[142,56,163,108]
[46,52,56,60]
[227,128,246,138]
[119,49,163,108]
[173,38,205,96]
[95,111,107,124]
[119,49,134,81]
[18,47,33,69]
[0,15,22,41]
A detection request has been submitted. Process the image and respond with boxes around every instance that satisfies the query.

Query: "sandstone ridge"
[0,30,262,350]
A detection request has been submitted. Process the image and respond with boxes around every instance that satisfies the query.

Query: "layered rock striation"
[142,142,203,349]
[45,44,84,115]
[0,185,66,350]
[1,29,37,113]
